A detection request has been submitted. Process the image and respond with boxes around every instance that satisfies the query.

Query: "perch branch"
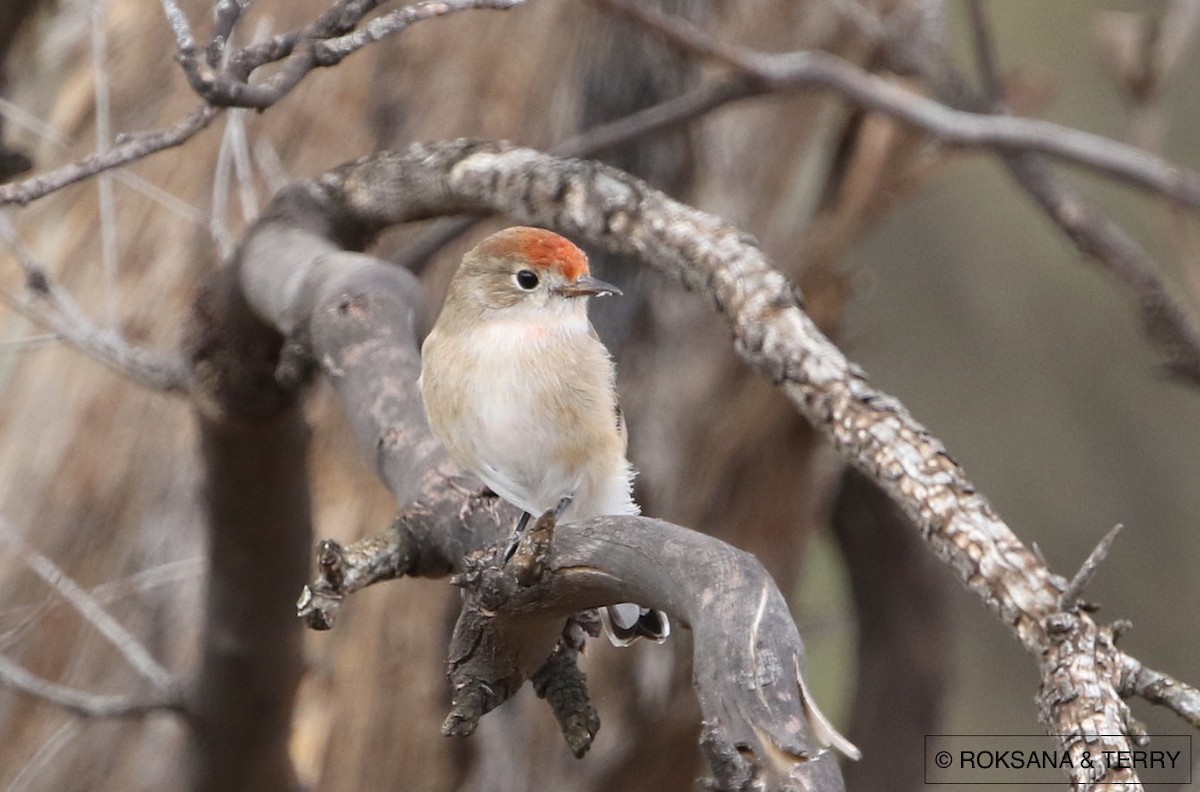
[226,190,846,787]
[296,139,1174,785]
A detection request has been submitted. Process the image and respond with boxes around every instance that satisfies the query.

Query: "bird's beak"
[556,276,622,298]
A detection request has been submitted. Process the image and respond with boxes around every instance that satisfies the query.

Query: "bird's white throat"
[478,305,592,347]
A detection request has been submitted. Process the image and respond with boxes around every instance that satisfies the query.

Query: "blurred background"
[0,0,1196,790]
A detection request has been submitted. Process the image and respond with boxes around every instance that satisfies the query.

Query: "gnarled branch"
[218,190,847,788]
[270,139,1185,786]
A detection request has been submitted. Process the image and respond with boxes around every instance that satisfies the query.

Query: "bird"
[418,225,668,646]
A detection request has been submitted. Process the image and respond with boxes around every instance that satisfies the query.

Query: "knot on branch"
[698,720,760,792]
[443,512,601,756]
[297,539,347,630]
[297,518,421,630]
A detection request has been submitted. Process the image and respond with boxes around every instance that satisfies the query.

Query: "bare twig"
[0,557,203,640]
[965,0,1002,102]
[0,96,206,224]
[170,0,524,111]
[0,527,176,693]
[1060,523,1124,609]
[0,103,220,207]
[6,720,82,792]
[0,652,181,718]
[3,0,525,209]
[0,213,191,392]
[597,0,1200,211]
[0,332,59,350]
[92,0,119,326]
[1121,655,1200,730]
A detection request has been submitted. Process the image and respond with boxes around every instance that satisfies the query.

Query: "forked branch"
[269,139,1197,786]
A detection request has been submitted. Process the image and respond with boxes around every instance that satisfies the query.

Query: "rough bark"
[295,139,1146,786]
[223,190,846,789]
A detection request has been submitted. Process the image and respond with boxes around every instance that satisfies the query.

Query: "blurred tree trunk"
[0,1,935,790]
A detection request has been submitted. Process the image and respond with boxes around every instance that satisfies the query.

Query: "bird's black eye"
[515,269,539,290]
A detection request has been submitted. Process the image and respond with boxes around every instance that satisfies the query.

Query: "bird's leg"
[552,494,573,521]
[503,511,533,562]
[502,494,573,563]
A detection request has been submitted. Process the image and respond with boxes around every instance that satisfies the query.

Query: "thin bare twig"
[0,557,203,643]
[171,0,524,110]
[0,653,181,718]
[0,526,176,693]
[0,97,205,224]
[92,0,119,327]
[0,103,220,207]
[598,0,1200,211]
[965,0,1002,102]
[6,720,82,792]
[1060,523,1124,609]
[1121,655,1200,730]
[0,213,190,393]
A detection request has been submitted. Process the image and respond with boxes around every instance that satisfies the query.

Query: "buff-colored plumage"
[419,226,666,645]
[419,226,635,521]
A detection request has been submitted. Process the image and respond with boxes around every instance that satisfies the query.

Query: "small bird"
[419,226,668,646]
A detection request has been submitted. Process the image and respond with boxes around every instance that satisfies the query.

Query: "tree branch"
[0,212,191,393]
[218,187,848,788]
[291,139,1178,786]
[596,0,1200,212]
[0,652,181,719]
[959,0,1200,385]
[1120,655,1200,731]
[164,0,523,111]
[0,0,523,208]
[0,103,219,207]
[0,526,176,694]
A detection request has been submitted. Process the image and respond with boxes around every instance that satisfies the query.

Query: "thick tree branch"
[224,188,847,788]
[280,139,1186,786]
[183,252,321,791]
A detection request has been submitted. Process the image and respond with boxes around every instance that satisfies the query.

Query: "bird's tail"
[601,603,670,647]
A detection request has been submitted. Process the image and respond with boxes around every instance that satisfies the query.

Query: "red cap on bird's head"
[475,226,590,282]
